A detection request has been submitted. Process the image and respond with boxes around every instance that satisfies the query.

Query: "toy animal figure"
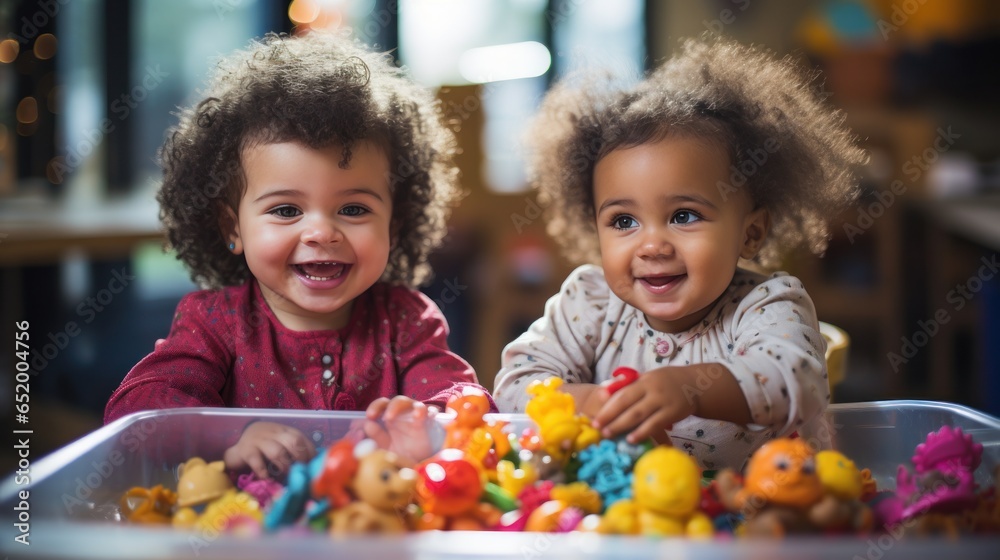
[814,450,874,533]
[176,457,233,508]
[895,425,983,520]
[715,438,852,537]
[329,439,417,535]
[524,377,601,463]
[598,446,713,537]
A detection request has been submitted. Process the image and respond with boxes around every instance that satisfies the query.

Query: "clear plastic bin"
[2,400,999,559]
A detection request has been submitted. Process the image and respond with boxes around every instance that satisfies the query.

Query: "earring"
[228,242,236,251]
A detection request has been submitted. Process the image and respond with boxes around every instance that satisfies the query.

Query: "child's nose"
[301,219,344,245]
[636,227,673,258]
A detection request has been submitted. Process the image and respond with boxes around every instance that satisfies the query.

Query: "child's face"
[593,136,768,333]
[227,140,392,331]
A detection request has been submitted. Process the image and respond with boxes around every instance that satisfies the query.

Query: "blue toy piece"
[263,462,311,531]
[576,439,636,510]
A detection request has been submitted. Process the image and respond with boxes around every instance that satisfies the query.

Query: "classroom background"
[2,0,999,475]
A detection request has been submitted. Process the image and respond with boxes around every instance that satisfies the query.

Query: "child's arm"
[595,273,828,443]
[494,265,608,413]
[391,287,497,412]
[104,290,233,423]
[591,363,751,444]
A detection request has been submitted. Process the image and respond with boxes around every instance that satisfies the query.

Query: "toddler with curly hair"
[105,32,492,477]
[494,38,867,470]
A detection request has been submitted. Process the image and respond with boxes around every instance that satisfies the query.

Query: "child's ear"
[740,207,770,259]
[219,205,244,255]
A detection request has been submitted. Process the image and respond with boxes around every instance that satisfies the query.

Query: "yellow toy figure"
[814,450,874,533]
[598,446,713,537]
[524,378,601,463]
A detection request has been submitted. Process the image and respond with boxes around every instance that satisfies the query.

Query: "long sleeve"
[493,265,609,412]
[391,287,497,412]
[104,290,233,424]
[723,273,829,436]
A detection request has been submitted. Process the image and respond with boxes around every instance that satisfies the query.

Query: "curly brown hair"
[158,31,461,289]
[524,37,867,269]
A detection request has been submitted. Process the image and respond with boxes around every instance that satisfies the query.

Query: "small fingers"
[244,452,271,480]
[366,397,390,420]
[363,419,392,449]
[626,411,674,445]
[592,387,643,433]
[384,395,417,421]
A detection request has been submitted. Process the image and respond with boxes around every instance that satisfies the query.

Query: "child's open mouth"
[638,274,684,293]
[294,262,348,282]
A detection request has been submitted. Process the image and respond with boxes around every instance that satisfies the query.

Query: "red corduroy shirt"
[104,280,493,424]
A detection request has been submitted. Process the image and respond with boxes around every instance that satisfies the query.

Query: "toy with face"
[329,442,417,535]
[813,450,874,533]
[717,438,842,537]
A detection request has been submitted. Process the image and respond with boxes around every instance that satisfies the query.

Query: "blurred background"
[1,0,999,469]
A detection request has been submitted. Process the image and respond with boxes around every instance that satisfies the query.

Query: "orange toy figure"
[443,387,511,472]
[716,438,851,537]
[412,448,501,530]
[597,446,713,537]
[329,439,417,535]
[120,485,178,524]
[524,377,601,463]
[312,438,360,509]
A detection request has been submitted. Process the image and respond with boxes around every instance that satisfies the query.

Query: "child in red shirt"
[104,31,493,477]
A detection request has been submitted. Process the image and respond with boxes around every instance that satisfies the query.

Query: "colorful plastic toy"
[329,440,417,535]
[600,446,713,537]
[524,377,601,462]
[716,438,832,536]
[576,439,634,510]
[412,448,501,530]
[120,485,177,524]
[896,425,983,519]
[176,457,233,508]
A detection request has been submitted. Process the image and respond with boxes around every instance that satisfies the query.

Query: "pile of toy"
[116,372,1000,538]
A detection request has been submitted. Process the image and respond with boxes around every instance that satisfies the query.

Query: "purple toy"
[893,425,984,521]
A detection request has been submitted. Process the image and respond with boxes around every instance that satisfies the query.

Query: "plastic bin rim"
[4,399,998,503]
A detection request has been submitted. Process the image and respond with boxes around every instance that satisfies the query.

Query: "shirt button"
[322,369,333,380]
[322,355,332,365]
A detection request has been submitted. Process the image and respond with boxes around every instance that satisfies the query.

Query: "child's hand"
[557,382,609,419]
[223,421,317,479]
[362,396,439,464]
[591,367,696,445]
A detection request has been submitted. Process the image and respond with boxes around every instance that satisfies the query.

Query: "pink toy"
[237,473,284,507]
[895,426,983,521]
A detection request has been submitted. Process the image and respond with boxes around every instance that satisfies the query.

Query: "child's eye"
[610,215,638,230]
[340,205,370,217]
[671,210,702,225]
[268,205,301,218]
